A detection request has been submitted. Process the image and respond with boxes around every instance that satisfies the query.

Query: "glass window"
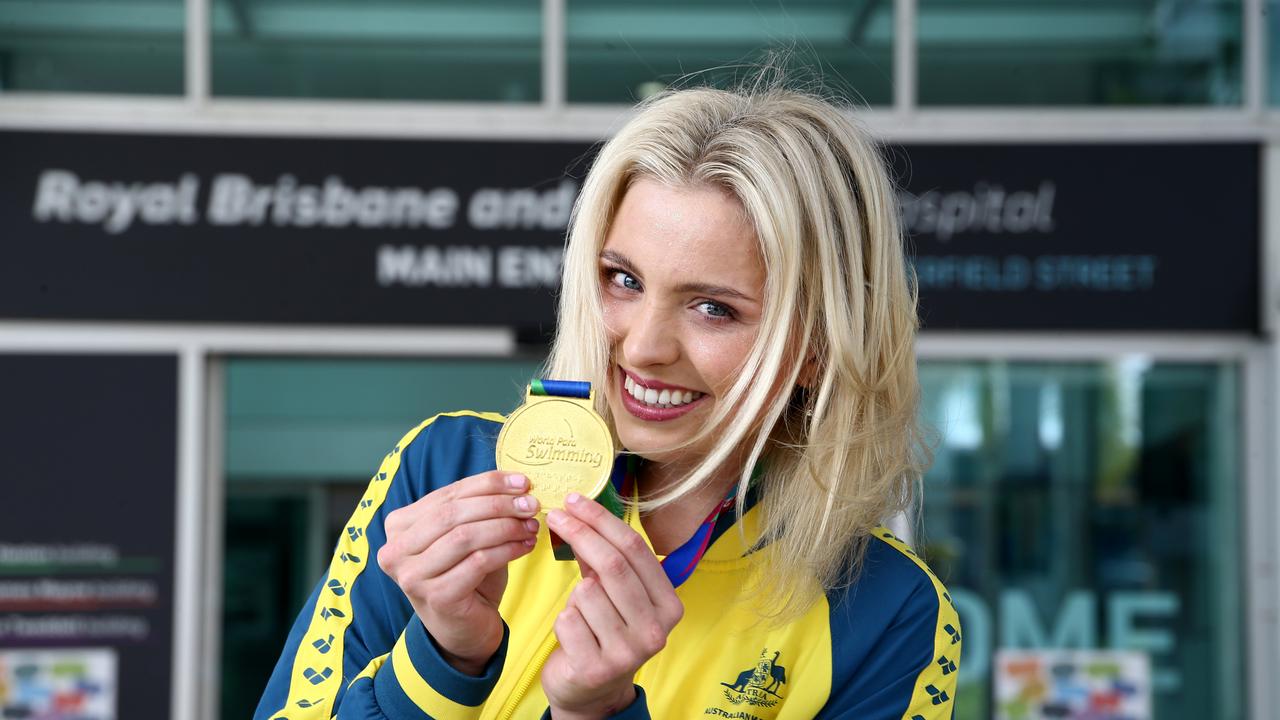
[918,359,1244,719]
[917,0,1243,106]
[220,356,541,720]
[210,0,541,101]
[0,0,183,94]
[1270,0,1280,104]
[567,0,893,105]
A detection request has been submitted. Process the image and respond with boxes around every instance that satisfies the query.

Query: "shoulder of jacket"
[402,410,507,446]
[828,528,955,619]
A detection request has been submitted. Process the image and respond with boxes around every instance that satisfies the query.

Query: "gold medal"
[495,381,615,511]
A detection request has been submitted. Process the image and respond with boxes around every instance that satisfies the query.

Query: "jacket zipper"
[497,631,559,720]
[498,500,636,718]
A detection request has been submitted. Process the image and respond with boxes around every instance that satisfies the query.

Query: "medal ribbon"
[614,456,739,589]
[533,378,755,588]
[530,379,591,399]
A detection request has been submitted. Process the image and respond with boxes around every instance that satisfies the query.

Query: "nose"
[619,298,680,369]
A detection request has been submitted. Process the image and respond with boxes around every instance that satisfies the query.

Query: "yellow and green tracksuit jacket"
[254,411,962,719]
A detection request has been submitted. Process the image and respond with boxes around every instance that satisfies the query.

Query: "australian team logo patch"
[719,648,787,708]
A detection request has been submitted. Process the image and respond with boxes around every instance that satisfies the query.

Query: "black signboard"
[0,131,592,328]
[0,354,177,719]
[0,131,1260,332]
[894,144,1260,332]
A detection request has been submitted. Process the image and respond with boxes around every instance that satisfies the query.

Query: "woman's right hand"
[376,470,541,675]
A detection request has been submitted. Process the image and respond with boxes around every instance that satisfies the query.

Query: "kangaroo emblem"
[725,667,756,692]
[719,648,786,708]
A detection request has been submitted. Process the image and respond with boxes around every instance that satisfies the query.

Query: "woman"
[255,85,960,719]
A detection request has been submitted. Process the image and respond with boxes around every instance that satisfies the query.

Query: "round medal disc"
[495,395,615,511]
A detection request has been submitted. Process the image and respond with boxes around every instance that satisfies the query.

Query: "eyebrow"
[599,249,760,303]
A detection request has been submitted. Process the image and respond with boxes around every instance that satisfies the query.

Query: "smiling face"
[600,178,767,467]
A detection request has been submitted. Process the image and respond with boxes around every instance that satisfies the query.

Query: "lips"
[623,373,704,408]
[617,367,707,421]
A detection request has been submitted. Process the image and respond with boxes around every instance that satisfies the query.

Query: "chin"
[614,417,710,467]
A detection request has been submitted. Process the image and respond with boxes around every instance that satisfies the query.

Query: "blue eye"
[610,270,641,291]
[698,301,734,320]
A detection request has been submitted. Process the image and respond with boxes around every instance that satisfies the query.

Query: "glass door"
[917,358,1245,719]
[218,356,541,720]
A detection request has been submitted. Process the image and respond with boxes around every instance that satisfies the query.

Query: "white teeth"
[623,372,704,408]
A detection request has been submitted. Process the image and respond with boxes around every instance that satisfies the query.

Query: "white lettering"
[208,173,252,225]
[32,170,77,222]
[1001,589,1096,649]
[468,180,577,230]
[1109,591,1180,690]
[498,246,563,288]
[953,587,1184,695]
[215,174,460,230]
[32,170,202,233]
[376,245,492,287]
[901,181,1056,241]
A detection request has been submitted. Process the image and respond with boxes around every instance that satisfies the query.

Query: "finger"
[572,577,628,640]
[394,493,540,556]
[388,471,530,532]
[446,470,531,500]
[416,517,540,578]
[546,504,654,624]
[422,540,533,606]
[563,493,682,622]
[577,560,599,584]
[554,604,600,661]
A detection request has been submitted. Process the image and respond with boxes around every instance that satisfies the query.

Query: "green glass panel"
[567,0,892,105]
[221,356,544,718]
[918,0,1243,106]
[210,0,541,101]
[220,495,310,720]
[0,0,183,94]
[918,360,1244,719]
[225,356,543,480]
[1270,0,1280,104]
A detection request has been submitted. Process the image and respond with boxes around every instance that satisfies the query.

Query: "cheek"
[601,298,625,344]
[697,335,757,395]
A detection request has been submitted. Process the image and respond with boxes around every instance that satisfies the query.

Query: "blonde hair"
[544,84,929,619]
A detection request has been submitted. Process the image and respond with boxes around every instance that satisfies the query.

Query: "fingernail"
[524,538,537,547]
[566,492,582,505]
[546,510,565,528]
[507,474,527,489]
[515,496,531,512]
[524,518,539,533]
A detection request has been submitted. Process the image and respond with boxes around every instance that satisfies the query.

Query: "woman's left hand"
[541,493,684,719]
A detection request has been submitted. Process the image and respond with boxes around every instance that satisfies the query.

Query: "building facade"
[0,1,1275,718]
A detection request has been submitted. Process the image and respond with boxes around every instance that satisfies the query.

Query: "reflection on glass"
[567,0,892,105]
[219,357,541,719]
[0,0,183,94]
[918,0,1243,105]
[1270,0,1280,104]
[210,0,541,101]
[919,360,1243,719]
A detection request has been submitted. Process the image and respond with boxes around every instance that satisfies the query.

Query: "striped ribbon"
[533,377,749,588]
[557,454,740,589]
[621,459,738,589]
[530,378,592,399]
